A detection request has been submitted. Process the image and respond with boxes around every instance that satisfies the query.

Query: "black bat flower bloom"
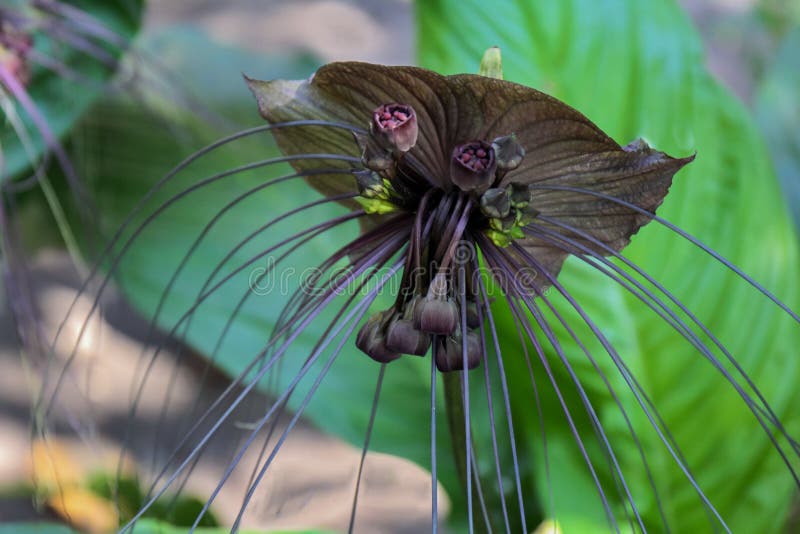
[36,49,800,533]
[246,61,693,372]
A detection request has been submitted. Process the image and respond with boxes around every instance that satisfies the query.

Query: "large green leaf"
[0,0,142,181]
[418,0,800,532]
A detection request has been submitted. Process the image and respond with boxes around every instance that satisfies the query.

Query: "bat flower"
[38,52,800,534]
[246,61,692,373]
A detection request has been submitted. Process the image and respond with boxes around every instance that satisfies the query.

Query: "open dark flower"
[245,61,692,370]
[36,49,800,533]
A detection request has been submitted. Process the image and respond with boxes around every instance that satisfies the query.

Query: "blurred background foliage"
[1,0,799,533]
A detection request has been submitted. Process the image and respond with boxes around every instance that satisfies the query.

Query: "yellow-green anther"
[356,197,397,214]
[479,46,503,80]
[354,170,386,198]
[486,229,513,247]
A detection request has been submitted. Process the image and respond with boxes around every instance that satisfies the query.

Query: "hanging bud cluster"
[0,19,33,86]
[357,268,484,372]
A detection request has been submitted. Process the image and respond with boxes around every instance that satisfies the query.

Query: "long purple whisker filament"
[119,231,406,531]
[149,216,406,503]
[514,240,798,531]
[506,291,555,521]
[135,221,407,511]
[472,284,512,533]
[127,212,366,507]
[39,149,362,417]
[348,363,387,533]
[227,260,405,531]
[456,265,474,533]
[529,184,800,325]
[187,235,406,528]
[500,240,733,531]
[431,337,440,534]
[534,214,800,456]
[120,169,357,410]
[469,253,527,531]
[26,49,101,86]
[492,241,673,530]
[488,244,646,532]
[42,118,365,384]
[0,64,92,222]
[118,184,361,486]
[524,223,800,479]
[119,205,363,427]
[41,21,119,68]
[477,241,619,532]
[26,0,233,128]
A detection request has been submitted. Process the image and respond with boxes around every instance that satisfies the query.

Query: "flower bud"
[353,131,393,171]
[450,140,497,192]
[436,331,482,372]
[415,298,459,335]
[356,312,401,363]
[465,301,481,329]
[385,319,431,356]
[516,204,540,227]
[489,213,517,232]
[371,103,418,154]
[353,170,385,198]
[508,182,532,208]
[480,188,511,219]
[492,134,525,172]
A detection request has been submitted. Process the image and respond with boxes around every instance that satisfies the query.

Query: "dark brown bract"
[246,62,693,370]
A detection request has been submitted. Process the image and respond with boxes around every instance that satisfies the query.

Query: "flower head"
[246,61,693,373]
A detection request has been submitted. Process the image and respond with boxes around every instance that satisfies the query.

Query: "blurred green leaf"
[1,0,142,180]
[418,0,800,532]
[755,28,800,230]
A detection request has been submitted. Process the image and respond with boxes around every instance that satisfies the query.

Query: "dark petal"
[356,313,401,363]
[385,319,430,356]
[247,63,618,192]
[435,332,481,372]
[529,142,694,254]
[246,64,457,190]
[415,298,459,335]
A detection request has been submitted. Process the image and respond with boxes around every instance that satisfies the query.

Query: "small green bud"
[479,46,503,80]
